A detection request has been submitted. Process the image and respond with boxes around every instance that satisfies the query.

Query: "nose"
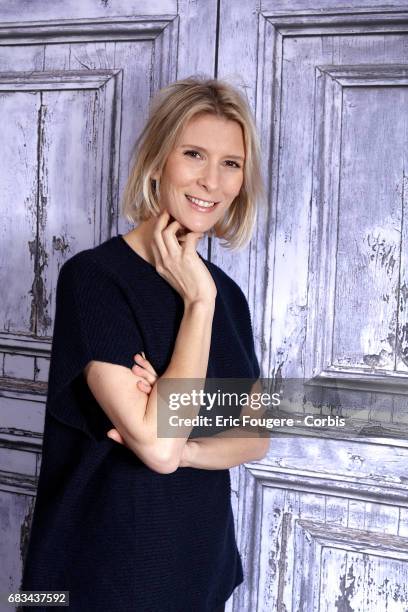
[198,161,220,193]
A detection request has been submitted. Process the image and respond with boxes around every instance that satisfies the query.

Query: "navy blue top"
[22,235,260,612]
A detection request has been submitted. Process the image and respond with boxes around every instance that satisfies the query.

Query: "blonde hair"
[121,76,265,250]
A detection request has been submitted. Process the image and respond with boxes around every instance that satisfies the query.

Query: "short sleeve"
[46,253,144,439]
[240,290,261,382]
[250,335,261,381]
[248,320,260,382]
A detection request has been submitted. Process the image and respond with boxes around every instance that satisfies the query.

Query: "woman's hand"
[151,210,217,305]
[106,352,158,446]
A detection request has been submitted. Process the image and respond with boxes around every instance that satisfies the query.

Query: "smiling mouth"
[185,194,219,208]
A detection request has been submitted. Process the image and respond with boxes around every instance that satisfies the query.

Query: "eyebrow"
[180,144,245,162]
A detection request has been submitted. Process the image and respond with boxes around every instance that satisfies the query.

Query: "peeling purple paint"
[349,453,365,465]
[27,101,52,335]
[19,498,35,578]
[276,513,291,610]
[29,240,51,335]
[367,233,397,278]
[28,239,36,258]
[335,564,356,611]
[363,349,393,368]
[52,235,70,255]
[400,283,408,305]
[398,323,408,366]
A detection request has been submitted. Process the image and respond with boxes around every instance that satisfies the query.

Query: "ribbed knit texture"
[22,235,260,612]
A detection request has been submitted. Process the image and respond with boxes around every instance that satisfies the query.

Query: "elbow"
[144,445,180,475]
[150,459,179,475]
[126,430,180,474]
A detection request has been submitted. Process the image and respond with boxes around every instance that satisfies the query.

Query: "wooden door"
[2,1,408,610]
[0,0,218,603]
[216,1,408,611]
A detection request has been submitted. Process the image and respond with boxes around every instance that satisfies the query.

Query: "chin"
[184,219,214,234]
[168,211,213,234]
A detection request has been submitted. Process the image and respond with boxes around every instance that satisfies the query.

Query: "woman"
[22,77,268,612]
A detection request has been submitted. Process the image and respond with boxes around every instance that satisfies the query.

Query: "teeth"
[186,195,216,208]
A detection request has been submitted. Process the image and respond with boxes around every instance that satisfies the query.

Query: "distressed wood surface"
[296,520,408,610]
[0,492,35,600]
[0,91,39,336]
[1,1,408,610]
[246,455,408,611]
[307,65,408,383]
[0,0,218,600]
[217,2,408,611]
[257,21,408,390]
[0,1,176,22]
[254,435,408,493]
[261,0,408,13]
[217,2,272,609]
[335,84,407,372]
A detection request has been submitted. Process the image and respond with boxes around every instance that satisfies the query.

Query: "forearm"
[180,428,270,470]
[142,299,215,463]
[164,299,215,378]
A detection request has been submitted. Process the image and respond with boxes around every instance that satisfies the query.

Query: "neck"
[123,217,157,266]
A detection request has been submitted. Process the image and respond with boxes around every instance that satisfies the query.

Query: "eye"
[183,150,242,168]
[184,150,202,159]
[224,160,241,169]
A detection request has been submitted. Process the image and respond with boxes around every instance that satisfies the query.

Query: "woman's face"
[155,113,245,234]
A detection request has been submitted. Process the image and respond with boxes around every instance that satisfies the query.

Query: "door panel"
[217,2,408,611]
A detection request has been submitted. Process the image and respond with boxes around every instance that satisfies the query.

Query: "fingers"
[162,220,184,256]
[132,362,156,385]
[132,368,156,389]
[107,429,126,445]
[153,211,182,261]
[176,227,196,245]
[155,209,171,230]
[132,365,157,390]
[134,353,158,377]
[153,211,188,259]
[131,353,158,395]
[182,231,204,253]
[107,356,157,446]
[152,210,171,263]
[136,379,152,393]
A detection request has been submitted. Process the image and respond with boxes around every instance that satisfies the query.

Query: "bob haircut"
[121,76,265,250]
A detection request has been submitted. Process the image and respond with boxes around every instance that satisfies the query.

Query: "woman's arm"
[85,211,217,474]
[106,371,270,471]
[85,299,215,474]
[179,379,270,470]
[180,432,269,470]
[141,297,216,462]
